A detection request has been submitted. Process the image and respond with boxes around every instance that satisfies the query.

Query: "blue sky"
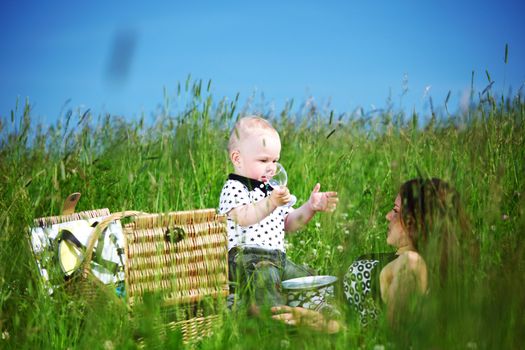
[1,1,524,125]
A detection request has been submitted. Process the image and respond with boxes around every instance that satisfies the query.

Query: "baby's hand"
[269,186,292,207]
[308,183,338,212]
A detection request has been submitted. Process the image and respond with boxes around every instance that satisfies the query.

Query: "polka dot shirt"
[218,173,293,252]
[343,252,398,326]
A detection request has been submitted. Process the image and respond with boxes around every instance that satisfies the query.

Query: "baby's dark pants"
[228,246,314,308]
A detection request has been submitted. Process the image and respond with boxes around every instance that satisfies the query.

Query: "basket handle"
[82,210,145,276]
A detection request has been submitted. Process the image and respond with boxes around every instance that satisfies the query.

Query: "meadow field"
[1,79,524,349]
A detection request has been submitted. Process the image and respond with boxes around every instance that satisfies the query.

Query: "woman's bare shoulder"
[385,251,426,274]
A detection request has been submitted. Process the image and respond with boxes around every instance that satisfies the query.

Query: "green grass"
[1,79,524,349]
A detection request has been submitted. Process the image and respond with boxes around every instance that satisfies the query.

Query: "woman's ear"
[230,150,241,167]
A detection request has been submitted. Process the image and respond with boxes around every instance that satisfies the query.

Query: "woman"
[272,178,476,332]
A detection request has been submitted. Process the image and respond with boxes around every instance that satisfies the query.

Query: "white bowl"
[282,275,338,291]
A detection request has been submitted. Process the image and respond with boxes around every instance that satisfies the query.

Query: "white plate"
[282,275,338,291]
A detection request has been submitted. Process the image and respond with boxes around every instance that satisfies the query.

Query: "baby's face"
[234,130,281,181]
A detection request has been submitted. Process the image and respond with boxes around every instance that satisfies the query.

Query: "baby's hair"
[228,116,278,153]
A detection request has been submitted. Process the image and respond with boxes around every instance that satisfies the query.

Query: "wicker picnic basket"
[31,191,229,344]
[83,208,229,343]
[122,209,229,343]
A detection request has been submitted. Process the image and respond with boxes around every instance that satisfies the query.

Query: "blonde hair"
[227,116,278,153]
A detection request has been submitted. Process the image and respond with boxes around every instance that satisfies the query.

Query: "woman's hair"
[398,178,477,283]
[227,116,278,153]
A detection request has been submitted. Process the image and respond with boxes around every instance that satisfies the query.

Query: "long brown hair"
[398,178,476,283]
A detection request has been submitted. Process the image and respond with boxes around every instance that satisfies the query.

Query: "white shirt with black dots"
[218,174,293,253]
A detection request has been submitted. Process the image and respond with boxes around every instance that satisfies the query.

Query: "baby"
[218,116,338,309]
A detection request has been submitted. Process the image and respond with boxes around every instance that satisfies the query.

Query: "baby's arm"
[229,187,291,227]
[285,183,338,232]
